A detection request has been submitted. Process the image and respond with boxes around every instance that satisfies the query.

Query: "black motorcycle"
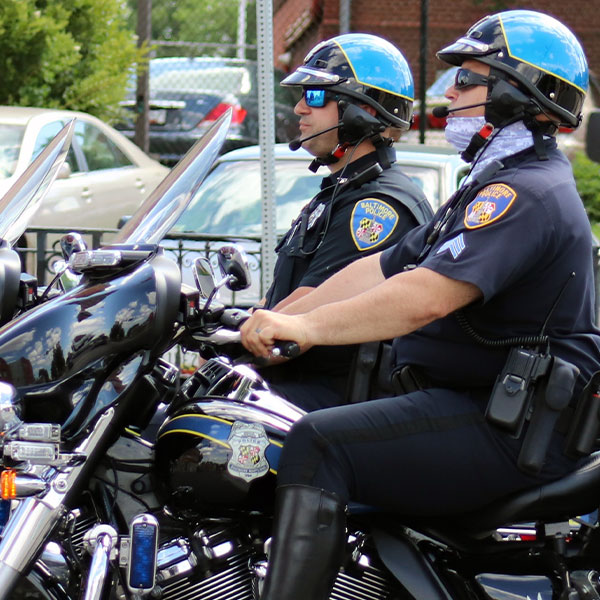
[0,110,599,600]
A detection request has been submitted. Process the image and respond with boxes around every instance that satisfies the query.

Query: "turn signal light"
[1,470,16,500]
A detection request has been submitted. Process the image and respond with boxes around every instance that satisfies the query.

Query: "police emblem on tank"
[227,421,270,481]
[351,198,399,250]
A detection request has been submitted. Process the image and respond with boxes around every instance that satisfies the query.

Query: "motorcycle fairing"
[0,253,180,434]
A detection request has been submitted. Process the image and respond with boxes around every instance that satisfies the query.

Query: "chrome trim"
[0,408,116,600]
[83,525,119,600]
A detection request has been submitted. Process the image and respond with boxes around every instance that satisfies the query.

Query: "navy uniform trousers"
[277,387,578,514]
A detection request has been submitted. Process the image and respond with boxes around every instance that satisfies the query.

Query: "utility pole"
[134,0,151,153]
[419,0,428,145]
[238,0,247,59]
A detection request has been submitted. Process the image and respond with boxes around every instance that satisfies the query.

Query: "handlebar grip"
[271,341,301,359]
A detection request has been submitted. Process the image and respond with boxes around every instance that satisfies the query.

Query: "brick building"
[273,0,600,98]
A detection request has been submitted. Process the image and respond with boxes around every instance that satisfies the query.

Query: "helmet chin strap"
[309,101,389,172]
[308,143,349,173]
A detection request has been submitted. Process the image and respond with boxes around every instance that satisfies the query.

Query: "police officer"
[241,10,600,600]
[257,33,433,411]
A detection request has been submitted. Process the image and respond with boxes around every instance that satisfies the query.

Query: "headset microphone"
[288,123,342,151]
[432,101,490,119]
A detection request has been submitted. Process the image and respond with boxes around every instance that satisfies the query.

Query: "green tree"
[0,0,144,122]
[572,151,600,223]
[128,0,257,58]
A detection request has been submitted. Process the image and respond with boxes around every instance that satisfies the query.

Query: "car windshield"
[0,124,25,179]
[399,163,442,208]
[171,159,321,236]
[152,67,252,95]
[427,67,458,97]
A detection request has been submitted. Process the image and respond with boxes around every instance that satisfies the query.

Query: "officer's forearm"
[301,267,482,347]
[272,287,314,312]
[281,253,384,315]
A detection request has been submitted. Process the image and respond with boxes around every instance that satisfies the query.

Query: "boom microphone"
[288,123,342,151]
[432,101,490,119]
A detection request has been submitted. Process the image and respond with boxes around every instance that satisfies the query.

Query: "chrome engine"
[150,522,399,600]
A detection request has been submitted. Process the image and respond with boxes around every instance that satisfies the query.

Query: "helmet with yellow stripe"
[281,33,414,131]
[437,10,588,129]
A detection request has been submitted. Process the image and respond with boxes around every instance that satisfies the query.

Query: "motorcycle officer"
[256,33,433,411]
[241,10,600,600]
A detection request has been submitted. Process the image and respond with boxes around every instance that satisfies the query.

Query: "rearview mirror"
[192,257,217,299]
[217,245,251,292]
[586,110,600,163]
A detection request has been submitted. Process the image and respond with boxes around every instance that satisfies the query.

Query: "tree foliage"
[127,0,257,59]
[572,151,600,223]
[0,0,144,122]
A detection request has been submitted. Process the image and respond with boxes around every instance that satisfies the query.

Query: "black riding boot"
[261,484,346,600]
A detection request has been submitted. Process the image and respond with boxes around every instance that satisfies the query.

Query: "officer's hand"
[240,309,311,359]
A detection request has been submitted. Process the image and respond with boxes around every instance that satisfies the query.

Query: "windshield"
[113,109,232,245]
[400,164,442,209]
[171,159,321,236]
[0,121,73,246]
[0,124,25,180]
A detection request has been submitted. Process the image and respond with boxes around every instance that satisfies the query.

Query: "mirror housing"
[586,110,600,163]
[60,232,87,261]
[217,245,251,292]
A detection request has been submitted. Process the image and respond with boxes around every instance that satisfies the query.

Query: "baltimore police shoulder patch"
[464,183,517,229]
[350,198,399,251]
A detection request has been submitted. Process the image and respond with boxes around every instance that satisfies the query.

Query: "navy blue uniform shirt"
[381,141,600,392]
[264,149,432,384]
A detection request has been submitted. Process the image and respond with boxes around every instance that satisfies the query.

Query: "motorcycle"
[0,109,599,600]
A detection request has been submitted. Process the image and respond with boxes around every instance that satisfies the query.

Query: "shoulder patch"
[350,198,399,251]
[464,183,517,229]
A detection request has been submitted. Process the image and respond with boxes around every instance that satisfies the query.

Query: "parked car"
[116,57,300,165]
[0,106,169,231]
[411,66,457,132]
[161,142,468,307]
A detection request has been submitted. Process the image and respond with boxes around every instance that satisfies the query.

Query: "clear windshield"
[113,109,232,245]
[0,125,25,180]
[171,160,321,236]
[0,121,73,246]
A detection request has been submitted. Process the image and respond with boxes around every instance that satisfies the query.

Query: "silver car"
[0,106,169,231]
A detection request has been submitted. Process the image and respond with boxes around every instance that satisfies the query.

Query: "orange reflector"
[1,470,16,500]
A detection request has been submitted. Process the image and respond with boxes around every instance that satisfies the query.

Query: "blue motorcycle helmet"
[281,33,414,131]
[437,10,588,129]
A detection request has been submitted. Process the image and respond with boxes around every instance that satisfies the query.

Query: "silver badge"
[227,421,270,482]
[307,203,326,230]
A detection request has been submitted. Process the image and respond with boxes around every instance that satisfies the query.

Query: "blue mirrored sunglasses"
[302,88,336,108]
[454,68,489,90]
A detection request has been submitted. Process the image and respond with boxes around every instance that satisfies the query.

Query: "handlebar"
[189,307,301,359]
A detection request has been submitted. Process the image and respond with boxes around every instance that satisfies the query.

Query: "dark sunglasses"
[302,88,336,108]
[454,68,489,90]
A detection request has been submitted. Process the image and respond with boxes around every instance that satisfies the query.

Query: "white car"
[162,142,468,306]
[0,106,169,230]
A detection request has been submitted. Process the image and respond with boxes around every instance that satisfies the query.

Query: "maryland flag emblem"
[465,183,517,229]
[350,199,399,250]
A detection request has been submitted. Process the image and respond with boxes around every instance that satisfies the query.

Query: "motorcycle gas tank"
[0,254,179,428]
[154,366,303,513]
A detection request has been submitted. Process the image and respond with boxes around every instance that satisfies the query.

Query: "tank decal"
[161,428,231,449]
[159,413,283,473]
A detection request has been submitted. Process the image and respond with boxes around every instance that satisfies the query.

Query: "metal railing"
[19,227,265,306]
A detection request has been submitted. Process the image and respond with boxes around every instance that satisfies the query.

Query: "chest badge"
[307,203,326,230]
[464,183,517,229]
[350,198,399,251]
